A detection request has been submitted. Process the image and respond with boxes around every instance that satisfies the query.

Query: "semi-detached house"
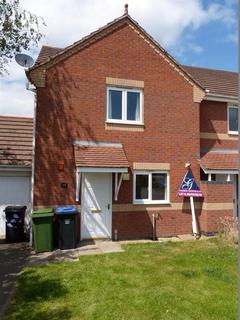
[26,10,238,241]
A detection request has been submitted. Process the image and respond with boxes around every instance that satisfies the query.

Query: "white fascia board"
[73,140,123,148]
[201,167,238,175]
[77,167,128,173]
[0,165,32,172]
[204,93,238,104]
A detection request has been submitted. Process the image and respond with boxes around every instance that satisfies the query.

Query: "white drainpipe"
[29,91,37,246]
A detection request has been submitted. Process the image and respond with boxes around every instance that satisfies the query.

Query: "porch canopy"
[200,151,238,174]
[74,141,129,201]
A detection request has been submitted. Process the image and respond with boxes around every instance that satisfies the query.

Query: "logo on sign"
[177,171,203,198]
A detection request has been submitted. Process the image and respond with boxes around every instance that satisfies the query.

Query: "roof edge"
[182,64,237,75]
[27,13,204,90]
[204,93,238,103]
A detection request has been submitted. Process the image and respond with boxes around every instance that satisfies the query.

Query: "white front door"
[81,173,112,239]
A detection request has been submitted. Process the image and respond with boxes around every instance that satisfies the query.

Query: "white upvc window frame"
[133,171,170,204]
[228,105,238,135]
[106,86,143,125]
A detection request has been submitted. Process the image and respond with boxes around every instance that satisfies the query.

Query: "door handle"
[107,204,110,210]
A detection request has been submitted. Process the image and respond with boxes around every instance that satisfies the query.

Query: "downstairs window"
[133,171,169,204]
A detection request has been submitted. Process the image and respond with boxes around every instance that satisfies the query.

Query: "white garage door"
[0,173,31,238]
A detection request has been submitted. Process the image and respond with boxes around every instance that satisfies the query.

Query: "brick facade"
[200,99,236,235]
[32,18,236,240]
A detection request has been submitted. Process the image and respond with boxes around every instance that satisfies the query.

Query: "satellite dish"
[15,53,34,68]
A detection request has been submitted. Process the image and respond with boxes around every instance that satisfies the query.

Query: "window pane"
[108,90,122,120]
[152,173,166,200]
[127,92,140,121]
[136,174,148,199]
[229,108,238,132]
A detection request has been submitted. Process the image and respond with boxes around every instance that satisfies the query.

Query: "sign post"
[177,170,203,238]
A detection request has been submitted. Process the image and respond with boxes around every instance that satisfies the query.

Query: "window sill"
[105,122,145,132]
[133,200,170,205]
[228,131,238,136]
[106,120,144,126]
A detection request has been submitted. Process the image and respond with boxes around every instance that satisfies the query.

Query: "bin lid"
[5,205,27,213]
[32,208,54,218]
[55,207,77,215]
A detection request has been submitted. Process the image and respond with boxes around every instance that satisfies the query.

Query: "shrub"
[219,216,238,245]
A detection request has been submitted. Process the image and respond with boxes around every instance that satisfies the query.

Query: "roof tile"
[74,144,129,168]
[200,152,238,170]
[182,65,238,97]
[0,116,33,166]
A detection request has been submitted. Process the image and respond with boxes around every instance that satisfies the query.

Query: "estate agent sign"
[177,170,203,237]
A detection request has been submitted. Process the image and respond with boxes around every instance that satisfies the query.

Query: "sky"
[0,0,238,117]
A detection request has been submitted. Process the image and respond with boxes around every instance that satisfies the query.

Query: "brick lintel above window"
[106,77,144,88]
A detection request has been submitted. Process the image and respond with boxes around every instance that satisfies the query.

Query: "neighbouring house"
[0,116,33,238]
[26,9,238,241]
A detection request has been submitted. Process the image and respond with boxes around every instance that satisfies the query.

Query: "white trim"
[0,171,31,177]
[106,86,143,125]
[77,167,128,173]
[76,171,81,201]
[133,171,170,204]
[30,93,37,247]
[73,140,123,148]
[115,172,123,201]
[190,196,198,234]
[227,105,239,135]
[205,93,238,104]
[0,165,31,172]
[202,167,238,175]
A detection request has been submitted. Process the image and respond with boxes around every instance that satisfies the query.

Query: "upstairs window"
[228,106,238,134]
[107,87,143,124]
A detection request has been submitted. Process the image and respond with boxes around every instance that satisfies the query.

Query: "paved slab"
[28,240,124,266]
[0,240,30,318]
[120,237,180,245]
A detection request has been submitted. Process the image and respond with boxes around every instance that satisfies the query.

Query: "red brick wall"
[200,182,233,203]
[113,208,203,240]
[200,100,227,133]
[201,139,238,150]
[199,210,233,233]
[199,182,233,233]
[200,100,237,150]
[34,23,206,238]
[206,210,233,232]
[34,23,200,204]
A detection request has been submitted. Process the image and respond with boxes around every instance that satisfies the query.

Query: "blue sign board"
[177,171,203,198]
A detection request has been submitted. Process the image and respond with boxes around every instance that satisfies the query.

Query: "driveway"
[0,240,30,318]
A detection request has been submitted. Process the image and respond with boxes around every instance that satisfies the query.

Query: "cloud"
[0,0,237,116]
[0,80,34,117]
[20,0,236,48]
[0,61,34,116]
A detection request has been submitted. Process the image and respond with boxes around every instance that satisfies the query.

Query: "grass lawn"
[5,239,237,320]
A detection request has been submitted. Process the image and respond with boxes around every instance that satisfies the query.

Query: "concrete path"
[0,241,30,318]
[28,240,124,266]
[28,235,210,266]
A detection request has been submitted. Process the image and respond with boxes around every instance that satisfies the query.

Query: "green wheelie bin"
[32,208,54,253]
